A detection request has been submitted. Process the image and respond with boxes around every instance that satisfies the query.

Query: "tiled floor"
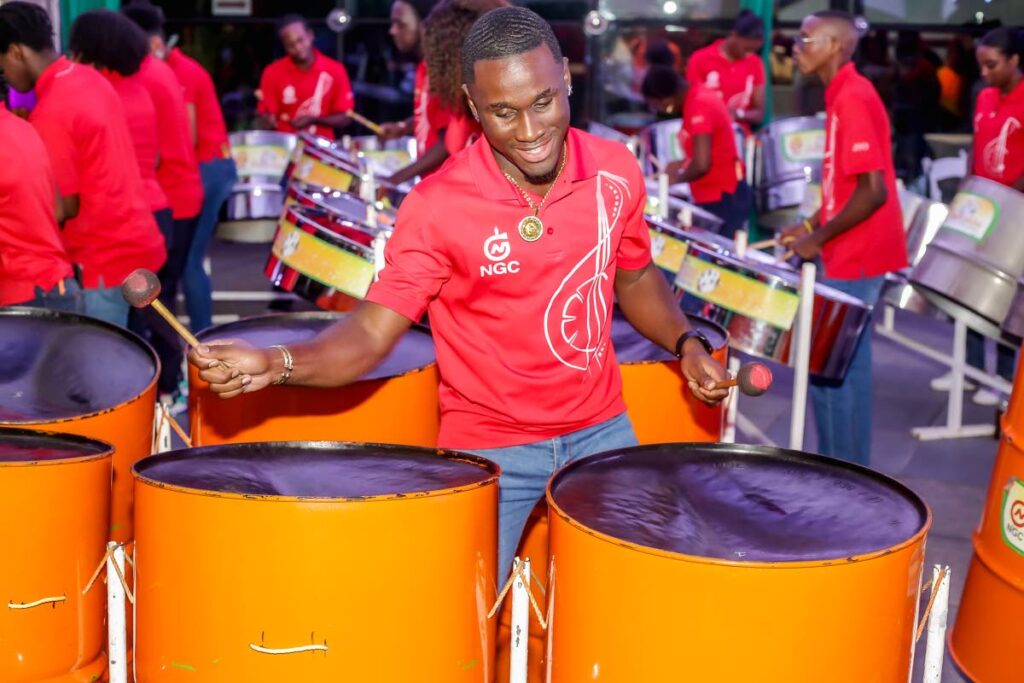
[199,235,1007,682]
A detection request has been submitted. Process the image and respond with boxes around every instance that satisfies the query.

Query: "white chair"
[921,150,968,203]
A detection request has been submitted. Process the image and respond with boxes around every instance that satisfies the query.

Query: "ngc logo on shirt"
[480,227,521,277]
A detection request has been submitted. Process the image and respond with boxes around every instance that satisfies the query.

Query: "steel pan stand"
[788,262,817,450]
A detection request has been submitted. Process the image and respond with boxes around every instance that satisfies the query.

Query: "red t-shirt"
[30,58,165,288]
[104,71,168,212]
[0,103,74,305]
[679,85,743,204]
[972,81,1024,187]
[137,56,204,219]
[820,63,908,280]
[413,61,450,156]
[686,39,765,133]
[444,113,482,156]
[166,48,231,163]
[366,128,653,449]
[258,50,354,140]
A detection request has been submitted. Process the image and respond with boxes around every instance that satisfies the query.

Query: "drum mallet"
[347,110,384,135]
[713,362,773,397]
[121,269,202,350]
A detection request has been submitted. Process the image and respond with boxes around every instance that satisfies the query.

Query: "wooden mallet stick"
[747,238,778,250]
[121,269,202,350]
[347,110,383,135]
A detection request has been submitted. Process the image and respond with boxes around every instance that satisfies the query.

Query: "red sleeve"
[835,91,887,176]
[616,159,653,271]
[330,64,355,114]
[32,113,80,196]
[683,96,714,137]
[751,56,766,87]
[258,64,278,116]
[364,188,452,321]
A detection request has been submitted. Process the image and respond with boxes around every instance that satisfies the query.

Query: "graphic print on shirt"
[480,227,520,277]
[823,113,838,215]
[543,171,628,372]
[414,73,431,155]
[982,116,1021,177]
[726,75,755,111]
[294,72,334,123]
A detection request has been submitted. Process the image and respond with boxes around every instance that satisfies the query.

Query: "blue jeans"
[698,181,753,240]
[810,274,886,467]
[20,277,83,314]
[966,329,1017,383]
[465,412,639,578]
[183,158,238,332]
[83,284,130,327]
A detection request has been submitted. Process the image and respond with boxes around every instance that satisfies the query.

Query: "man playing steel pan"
[191,6,728,578]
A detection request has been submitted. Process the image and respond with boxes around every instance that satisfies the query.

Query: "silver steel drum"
[288,134,412,208]
[647,216,734,276]
[756,116,825,229]
[675,241,871,381]
[265,203,381,312]
[285,181,397,229]
[882,191,950,315]
[645,184,724,232]
[587,121,637,150]
[910,176,1024,338]
[224,131,299,222]
[1001,283,1024,341]
[344,134,418,178]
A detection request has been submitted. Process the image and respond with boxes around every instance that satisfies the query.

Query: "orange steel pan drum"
[545,444,931,682]
[612,308,728,444]
[0,307,158,542]
[132,441,499,681]
[189,312,440,447]
[949,359,1024,682]
[0,428,111,682]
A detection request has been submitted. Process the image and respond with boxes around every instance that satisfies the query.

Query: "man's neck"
[817,58,848,87]
[719,40,741,62]
[1003,71,1023,97]
[292,54,316,70]
[28,50,59,87]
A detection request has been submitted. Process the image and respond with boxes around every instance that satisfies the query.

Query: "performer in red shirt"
[783,11,908,466]
[686,10,766,133]
[192,7,728,577]
[0,2,165,326]
[0,81,79,311]
[257,14,353,140]
[644,64,751,238]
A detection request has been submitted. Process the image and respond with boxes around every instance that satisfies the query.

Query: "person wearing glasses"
[781,11,907,466]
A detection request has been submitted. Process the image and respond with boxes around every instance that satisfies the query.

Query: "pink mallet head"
[737,362,773,397]
[121,268,162,308]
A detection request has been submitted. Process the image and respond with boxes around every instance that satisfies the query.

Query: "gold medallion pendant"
[518,215,544,242]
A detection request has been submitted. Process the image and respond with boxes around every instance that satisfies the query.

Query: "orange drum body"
[546,444,931,682]
[132,442,499,681]
[949,361,1024,681]
[0,308,158,542]
[189,313,440,447]
[613,310,728,443]
[0,428,111,682]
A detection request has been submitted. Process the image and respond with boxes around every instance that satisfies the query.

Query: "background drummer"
[191,6,729,579]
[256,13,354,140]
[783,11,907,466]
[686,9,767,134]
[0,1,166,326]
[644,64,752,238]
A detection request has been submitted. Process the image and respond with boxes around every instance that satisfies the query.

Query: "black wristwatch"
[674,329,713,358]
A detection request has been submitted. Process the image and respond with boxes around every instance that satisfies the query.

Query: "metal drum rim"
[0,426,114,468]
[546,442,932,568]
[132,441,501,503]
[0,306,161,425]
[283,205,377,257]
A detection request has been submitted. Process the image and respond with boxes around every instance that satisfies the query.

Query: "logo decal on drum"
[1002,478,1024,556]
[281,230,301,258]
[480,228,520,277]
[697,267,721,294]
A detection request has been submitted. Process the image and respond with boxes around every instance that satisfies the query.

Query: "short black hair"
[642,64,684,100]
[461,6,562,84]
[400,0,439,22]
[120,1,165,37]
[980,27,1024,65]
[644,39,676,67]
[733,9,765,41]
[0,1,54,54]
[276,13,310,33]
[70,10,149,77]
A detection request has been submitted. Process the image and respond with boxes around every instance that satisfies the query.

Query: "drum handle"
[8,595,66,609]
[249,640,329,655]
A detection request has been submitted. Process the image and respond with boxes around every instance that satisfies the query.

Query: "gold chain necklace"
[503,141,568,242]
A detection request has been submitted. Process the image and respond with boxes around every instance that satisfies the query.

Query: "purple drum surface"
[611,309,726,363]
[198,313,435,381]
[0,310,156,421]
[136,443,495,498]
[0,429,109,463]
[551,444,928,562]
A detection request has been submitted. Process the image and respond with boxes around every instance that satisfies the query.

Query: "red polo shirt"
[679,85,743,204]
[0,103,74,306]
[973,81,1024,187]
[821,63,907,280]
[30,57,165,288]
[413,61,450,156]
[137,56,204,219]
[444,113,482,156]
[258,50,354,140]
[686,39,765,133]
[366,128,652,449]
[166,48,231,163]
[103,71,168,212]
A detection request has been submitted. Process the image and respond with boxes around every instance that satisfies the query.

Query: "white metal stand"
[722,356,741,444]
[789,262,816,450]
[107,542,128,683]
[509,557,530,683]
[923,566,951,683]
[657,173,670,220]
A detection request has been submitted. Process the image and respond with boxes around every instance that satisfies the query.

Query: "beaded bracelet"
[269,345,293,385]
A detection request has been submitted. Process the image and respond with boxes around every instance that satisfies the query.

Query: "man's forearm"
[390,138,449,186]
[615,263,692,354]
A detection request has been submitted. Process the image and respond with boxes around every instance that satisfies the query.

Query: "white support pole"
[734,230,748,260]
[722,355,742,444]
[923,566,951,683]
[789,262,816,451]
[509,557,530,683]
[107,542,128,683]
[657,173,670,220]
[372,229,392,281]
[154,403,171,454]
[360,171,377,204]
